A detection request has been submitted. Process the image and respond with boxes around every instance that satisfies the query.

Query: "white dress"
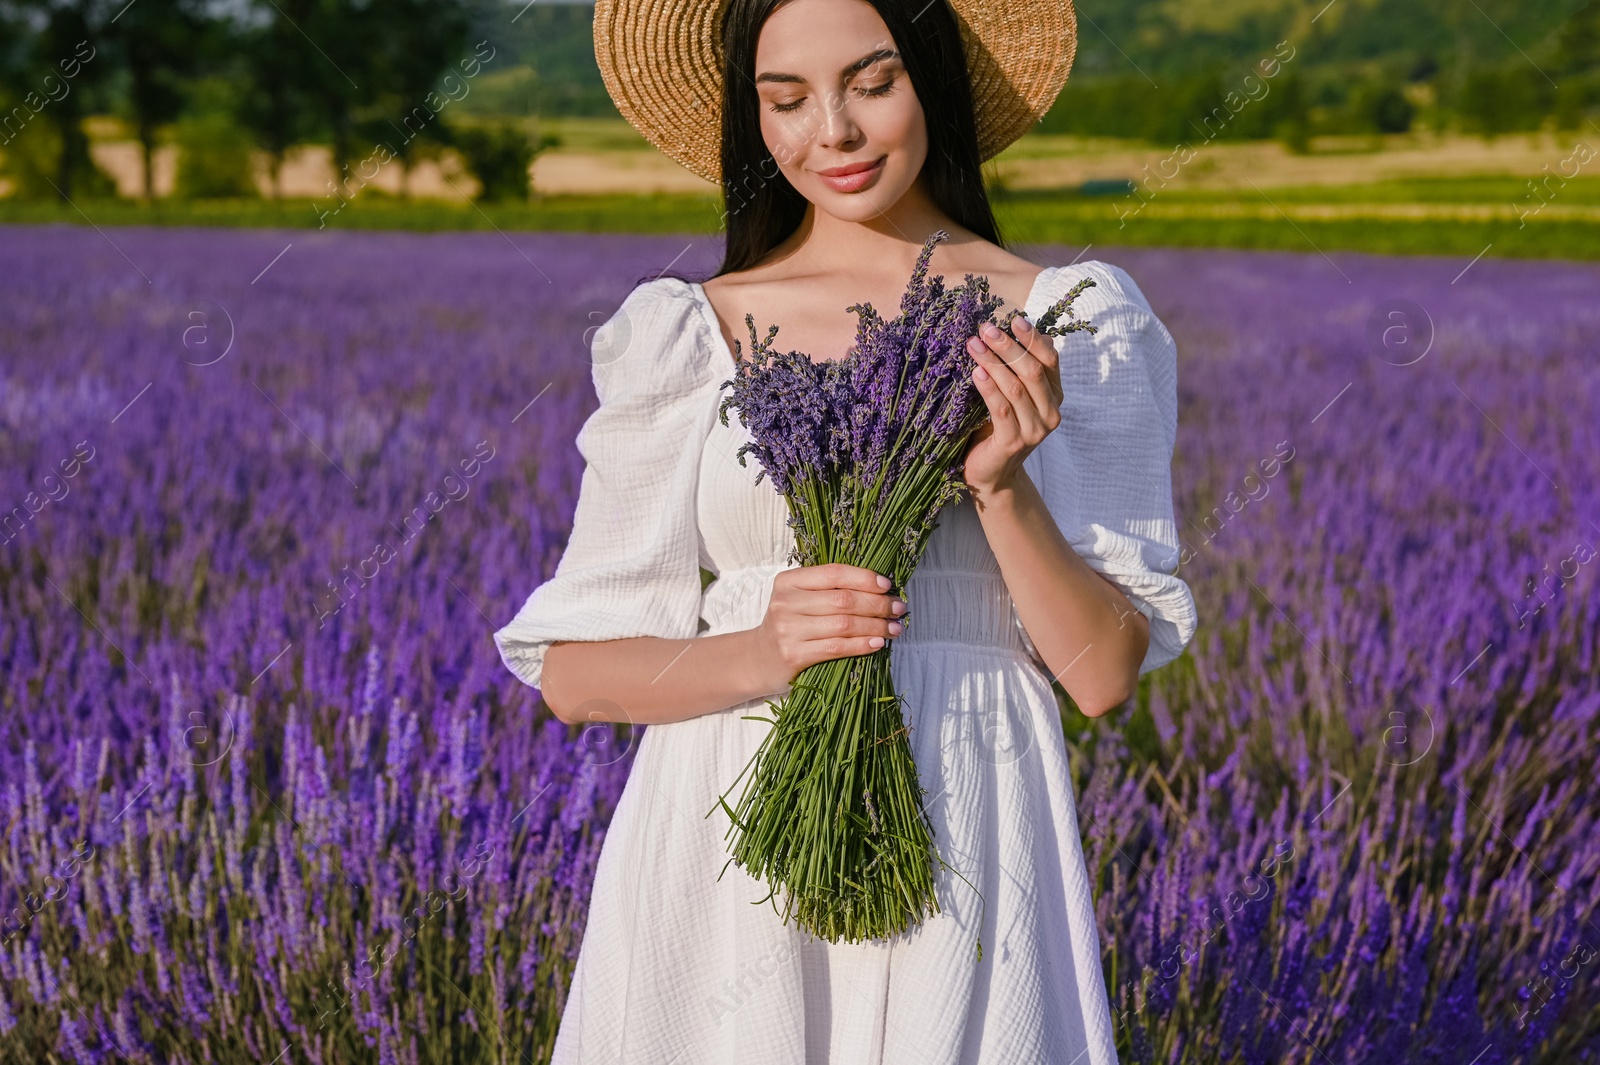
[494,261,1199,1065]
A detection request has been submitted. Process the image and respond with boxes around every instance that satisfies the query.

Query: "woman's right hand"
[751,563,908,689]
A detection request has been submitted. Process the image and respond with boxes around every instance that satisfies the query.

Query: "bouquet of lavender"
[710,230,1099,947]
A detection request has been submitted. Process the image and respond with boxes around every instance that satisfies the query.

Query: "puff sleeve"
[493,278,719,691]
[1016,261,1199,677]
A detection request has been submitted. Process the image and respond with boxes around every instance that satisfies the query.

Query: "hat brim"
[593,0,1078,185]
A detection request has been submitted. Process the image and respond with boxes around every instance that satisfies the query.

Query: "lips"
[814,156,886,192]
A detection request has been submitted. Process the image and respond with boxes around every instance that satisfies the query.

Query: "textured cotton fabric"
[494,262,1198,1065]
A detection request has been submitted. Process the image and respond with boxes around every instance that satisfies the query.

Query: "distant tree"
[1408,54,1440,82]
[1556,1,1600,74]
[1273,72,1311,154]
[110,0,208,198]
[1352,80,1415,134]
[503,4,617,117]
[248,0,375,179]
[1161,71,1230,145]
[450,117,555,201]
[360,0,471,198]
[7,0,111,200]
[0,5,27,83]
[1457,65,1552,137]
[235,16,312,198]
[174,76,256,198]
[1036,75,1166,142]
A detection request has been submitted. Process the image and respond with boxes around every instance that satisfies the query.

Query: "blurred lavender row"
[2,226,1598,1063]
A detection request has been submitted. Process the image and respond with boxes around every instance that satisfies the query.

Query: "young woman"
[494,0,1199,1061]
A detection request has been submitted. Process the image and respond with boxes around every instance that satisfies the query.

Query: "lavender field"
[2,224,1598,1064]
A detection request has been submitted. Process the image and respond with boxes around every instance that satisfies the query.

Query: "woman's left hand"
[962,315,1063,497]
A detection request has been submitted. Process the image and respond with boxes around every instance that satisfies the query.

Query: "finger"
[970,355,1011,424]
[1012,314,1064,408]
[793,587,906,620]
[978,320,1057,426]
[802,612,903,656]
[970,333,1048,436]
[1011,315,1059,370]
[809,634,893,659]
[789,562,893,592]
[808,612,893,640]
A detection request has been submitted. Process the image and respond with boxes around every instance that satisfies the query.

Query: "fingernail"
[1016,316,1033,334]
[980,322,1002,339]
[968,337,985,354]
[891,599,907,615]
[973,365,989,381]
[876,574,891,589]
[888,621,904,636]
[869,636,886,649]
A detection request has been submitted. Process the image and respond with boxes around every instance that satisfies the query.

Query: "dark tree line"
[0,0,540,201]
[1041,1,1600,148]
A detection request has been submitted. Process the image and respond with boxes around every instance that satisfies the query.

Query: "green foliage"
[1458,65,1558,137]
[1555,0,1600,73]
[110,0,209,196]
[1350,81,1415,134]
[1272,72,1312,153]
[234,16,316,188]
[174,113,257,199]
[0,110,117,200]
[4,179,1596,263]
[450,119,557,202]
[1552,75,1600,128]
[1039,64,1308,146]
[499,6,619,117]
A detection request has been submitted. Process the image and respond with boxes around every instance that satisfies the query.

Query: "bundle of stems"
[706,231,1099,948]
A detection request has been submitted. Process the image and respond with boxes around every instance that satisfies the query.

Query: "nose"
[815,89,864,152]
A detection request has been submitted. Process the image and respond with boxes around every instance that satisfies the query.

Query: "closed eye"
[769,77,899,114]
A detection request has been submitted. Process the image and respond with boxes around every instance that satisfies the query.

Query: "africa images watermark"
[1513,138,1596,229]
[1176,440,1296,566]
[0,40,96,146]
[707,932,801,1027]
[313,838,499,1031]
[312,439,496,628]
[314,39,498,228]
[0,839,97,946]
[1,440,97,546]
[716,34,900,227]
[1111,837,1299,1035]
[1515,535,1596,631]
[1515,936,1597,1030]
[1117,39,1299,228]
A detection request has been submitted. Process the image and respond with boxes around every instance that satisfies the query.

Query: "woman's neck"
[770,181,960,278]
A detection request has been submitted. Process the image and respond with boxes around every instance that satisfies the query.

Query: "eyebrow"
[755,48,901,85]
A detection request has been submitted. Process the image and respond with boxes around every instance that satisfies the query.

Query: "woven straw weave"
[593,0,1078,185]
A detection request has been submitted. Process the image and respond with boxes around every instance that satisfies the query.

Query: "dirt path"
[5,128,1580,200]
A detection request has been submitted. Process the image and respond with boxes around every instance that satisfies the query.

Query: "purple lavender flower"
[713,231,1099,945]
[2,227,1597,1063]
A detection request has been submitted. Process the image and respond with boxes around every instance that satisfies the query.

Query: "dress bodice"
[694,380,1034,658]
[495,260,1197,696]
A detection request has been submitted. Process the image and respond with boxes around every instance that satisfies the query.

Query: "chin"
[803,160,914,218]
[815,195,903,222]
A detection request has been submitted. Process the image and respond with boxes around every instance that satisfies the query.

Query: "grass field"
[5,175,1593,260]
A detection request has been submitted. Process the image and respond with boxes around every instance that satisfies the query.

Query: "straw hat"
[592,0,1078,185]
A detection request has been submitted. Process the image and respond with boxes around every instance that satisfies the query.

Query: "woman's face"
[753,0,928,221]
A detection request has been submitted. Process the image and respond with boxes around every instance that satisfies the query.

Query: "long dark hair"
[697,0,1004,281]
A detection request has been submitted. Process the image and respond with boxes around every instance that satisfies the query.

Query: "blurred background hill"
[1,0,1596,256]
[486,0,1600,138]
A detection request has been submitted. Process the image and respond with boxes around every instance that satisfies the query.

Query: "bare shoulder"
[697,269,782,358]
[937,242,1051,318]
[699,264,785,305]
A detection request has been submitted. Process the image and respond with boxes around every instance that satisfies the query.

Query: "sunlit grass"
[3,176,1591,260]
